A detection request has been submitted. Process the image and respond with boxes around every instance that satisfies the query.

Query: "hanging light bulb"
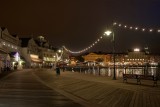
[113,22,117,25]
[142,28,145,31]
[130,26,133,29]
[149,29,153,32]
[135,27,138,30]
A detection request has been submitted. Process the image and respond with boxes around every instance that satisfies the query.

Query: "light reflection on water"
[89,67,158,77]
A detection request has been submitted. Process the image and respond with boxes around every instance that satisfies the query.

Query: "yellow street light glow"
[104,31,112,36]
[58,49,62,53]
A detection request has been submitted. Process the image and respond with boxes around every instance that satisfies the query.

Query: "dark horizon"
[0,0,160,54]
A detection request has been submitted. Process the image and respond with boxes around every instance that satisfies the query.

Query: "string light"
[135,27,138,30]
[64,21,160,54]
[130,26,133,29]
[149,29,153,32]
[113,22,160,33]
[142,28,145,31]
[63,35,104,54]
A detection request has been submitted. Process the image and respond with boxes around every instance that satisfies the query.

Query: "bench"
[123,74,158,87]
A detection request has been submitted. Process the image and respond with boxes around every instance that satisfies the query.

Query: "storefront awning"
[31,58,42,63]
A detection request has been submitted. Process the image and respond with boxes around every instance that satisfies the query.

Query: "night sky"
[0,0,160,53]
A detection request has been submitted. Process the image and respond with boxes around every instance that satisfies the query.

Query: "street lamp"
[57,48,65,71]
[104,30,116,80]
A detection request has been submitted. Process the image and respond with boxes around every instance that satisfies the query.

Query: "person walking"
[56,64,60,76]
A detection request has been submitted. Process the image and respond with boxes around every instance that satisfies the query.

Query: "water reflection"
[66,66,158,78]
[99,67,158,77]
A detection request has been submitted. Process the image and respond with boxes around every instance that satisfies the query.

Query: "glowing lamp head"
[58,50,62,53]
[104,31,112,36]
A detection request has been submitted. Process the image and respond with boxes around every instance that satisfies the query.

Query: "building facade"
[20,38,42,68]
[83,53,111,66]
[0,27,22,71]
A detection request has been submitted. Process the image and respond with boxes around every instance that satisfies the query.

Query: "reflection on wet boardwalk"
[34,69,160,107]
[0,70,83,107]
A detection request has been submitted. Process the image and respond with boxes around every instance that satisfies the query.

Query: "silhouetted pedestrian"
[56,64,60,76]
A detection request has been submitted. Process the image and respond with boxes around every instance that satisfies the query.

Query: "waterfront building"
[0,27,22,71]
[20,37,42,68]
[82,52,111,66]
[34,36,56,68]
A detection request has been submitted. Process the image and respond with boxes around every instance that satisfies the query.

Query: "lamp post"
[104,30,116,80]
[57,48,64,71]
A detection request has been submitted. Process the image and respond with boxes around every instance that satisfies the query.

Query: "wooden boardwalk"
[34,69,160,107]
[0,70,83,107]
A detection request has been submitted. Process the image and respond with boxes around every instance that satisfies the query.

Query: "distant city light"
[134,48,140,52]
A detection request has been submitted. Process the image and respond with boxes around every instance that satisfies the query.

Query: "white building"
[0,27,22,71]
[20,38,42,68]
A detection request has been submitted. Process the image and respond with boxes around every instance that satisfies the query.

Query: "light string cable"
[113,22,160,33]
[63,36,103,54]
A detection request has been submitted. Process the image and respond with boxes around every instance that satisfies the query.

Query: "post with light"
[104,30,116,80]
[62,47,64,72]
